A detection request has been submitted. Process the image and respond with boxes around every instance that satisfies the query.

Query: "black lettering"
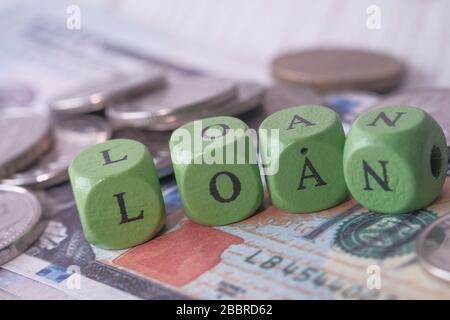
[113,192,144,224]
[100,149,127,165]
[260,256,283,269]
[282,261,299,276]
[245,250,262,264]
[209,171,241,203]
[297,157,327,190]
[362,160,392,191]
[367,111,406,127]
[287,115,316,130]
[294,267,319,282]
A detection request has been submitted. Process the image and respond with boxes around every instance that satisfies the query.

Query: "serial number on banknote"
[245,249,398,300]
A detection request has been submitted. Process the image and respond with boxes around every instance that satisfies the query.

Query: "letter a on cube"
[259,105,348,213]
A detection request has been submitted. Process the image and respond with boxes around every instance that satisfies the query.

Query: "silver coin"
[0,184,44,265]
[140,82,264,130]
[0,109,52,179]
[417,214,450,282]
[106,75,236,130]
[49,69,165,115]
[0,82,36,108]
[2,115,112,189]
[354,88,450,145]
[112,128,173,178]
[206,82,264,117]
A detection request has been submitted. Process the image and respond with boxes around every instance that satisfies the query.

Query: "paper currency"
[106,180,450,299]
[2,0,450,300]
[4,173,450,299]
[2,181,188,300]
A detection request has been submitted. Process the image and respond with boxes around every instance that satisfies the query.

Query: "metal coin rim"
[272,48,405,93]
[49,71,166,115]
[144,82,264,131]
[416,213,450,282]
[0,184,43,265]
[1,115,112,188]
[106,77,237,130]
[0,109,52,179]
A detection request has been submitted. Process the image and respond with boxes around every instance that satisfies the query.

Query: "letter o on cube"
[69,139,165,249]
[343,106,448,213]
[170,116,263,225]
[259,105,348,213]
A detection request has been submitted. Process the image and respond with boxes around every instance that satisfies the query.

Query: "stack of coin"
[47,71,269,178]
[105,75,265,130]
[0,111,112,264]
[0,185,44,265]
[0,109,52,179]
[49,69,166,115]
[0,109,112,189]
[2,115,112,188]
[272,48,405,93]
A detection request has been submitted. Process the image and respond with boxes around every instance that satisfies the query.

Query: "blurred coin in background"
[0,184,44,265]
[0,83,35,109]
[2,115,111,188]
[143,82,265,130]
[242,84,322,129]
[417,214,450,282]
[49,68,165,115]
[106,75,236,131]
[358,88,450,145]
[272,48,405,93]
[112,128,173,178]
[0,109,52,179]
[212,82,264,116]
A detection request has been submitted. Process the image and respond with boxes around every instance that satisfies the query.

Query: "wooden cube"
[69,139,165,249]
[170,116,263,225]
[259,105,348,213]
[344,106,447,213]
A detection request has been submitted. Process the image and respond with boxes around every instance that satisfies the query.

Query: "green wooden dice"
[69,139,165,249]
[259,105,348,213]
[344,106,448,214]
[170,116,263,225]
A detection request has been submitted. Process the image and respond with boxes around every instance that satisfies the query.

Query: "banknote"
[2,180,188,300]
[2,0,450,300]
[0,268,76,300]
[103,179,450,299]
[0,0,197,116]
[4,166,450,299]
